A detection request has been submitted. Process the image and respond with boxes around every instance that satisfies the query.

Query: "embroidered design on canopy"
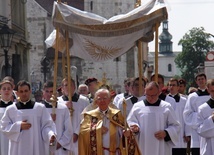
[84,39,122,61]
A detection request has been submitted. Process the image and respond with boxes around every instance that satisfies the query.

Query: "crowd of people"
[0,73,213,155]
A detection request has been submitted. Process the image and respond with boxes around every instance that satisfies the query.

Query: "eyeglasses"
[96,97,109,101]
[169,84,177,87]
[145,92,159,98]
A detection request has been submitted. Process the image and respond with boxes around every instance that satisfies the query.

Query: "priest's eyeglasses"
[96,97,109,101]
[145,92,159,98]
[169,84,177,87]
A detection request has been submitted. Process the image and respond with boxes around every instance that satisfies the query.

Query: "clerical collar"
[62,93,80,102]
[196,89,209,96]
[169,94,180,102]
[99,108,109,114]
[130,96,138,104]
[144,99,161,106]
[1,99,11,104]
[45,100,52,105]
[159,93,166,101]
[0,100,13,108]
[16,100,35,109]
[198,88,206,92]
[168,94,175,97]
[20,99,31,105]
[207,98,214,109]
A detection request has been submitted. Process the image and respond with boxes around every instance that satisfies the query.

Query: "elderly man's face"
[95,90,111,111]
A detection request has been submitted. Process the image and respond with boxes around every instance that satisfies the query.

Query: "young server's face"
[168,81,179,95]
[43,87,53,102]
[208,85,214,99]
[17,85,31,102]
[61,80,75,96]
[0,83,13,101]
[196,76,207,89]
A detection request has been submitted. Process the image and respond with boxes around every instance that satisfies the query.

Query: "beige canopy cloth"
[45,0,168,62]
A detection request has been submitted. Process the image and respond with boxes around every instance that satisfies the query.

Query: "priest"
[79,88,141,155]
[42,81,73,155]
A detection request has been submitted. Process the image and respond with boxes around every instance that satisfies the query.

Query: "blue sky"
[149,0,214,51]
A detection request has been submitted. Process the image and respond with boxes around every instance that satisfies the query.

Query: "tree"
[175,27,214,88]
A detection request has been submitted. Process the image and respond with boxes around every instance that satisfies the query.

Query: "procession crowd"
[0,73,213,155]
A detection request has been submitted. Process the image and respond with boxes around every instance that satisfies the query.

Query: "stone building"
[0,0,30,84]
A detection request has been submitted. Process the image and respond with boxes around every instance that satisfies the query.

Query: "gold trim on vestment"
[79,107,142,155]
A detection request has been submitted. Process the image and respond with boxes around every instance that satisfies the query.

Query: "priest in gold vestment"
[79,88,141,155]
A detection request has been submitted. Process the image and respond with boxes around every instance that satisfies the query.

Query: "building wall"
[26,0,53,90]
[149,52,181,84]
[0,1,29,83]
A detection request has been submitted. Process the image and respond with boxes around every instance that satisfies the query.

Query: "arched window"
[168,64,172,72]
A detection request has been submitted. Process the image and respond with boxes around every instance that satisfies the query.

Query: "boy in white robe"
[113,78,132,107]
[58,78,89,155]
[42,81,73,155]
[151,74,176,110]
[183,73,210,155]
[0,80,14,155]
[127,81,180,155]
[168,78,190,155]
[0,80,56,155]
[197,79,214,155]
[117,77,146,117]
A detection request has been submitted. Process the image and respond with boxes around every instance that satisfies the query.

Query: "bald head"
[145,81,160,104]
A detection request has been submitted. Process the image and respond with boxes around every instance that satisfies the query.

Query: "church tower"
[159,20,173,54]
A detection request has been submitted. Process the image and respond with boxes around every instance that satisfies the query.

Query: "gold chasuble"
[79,107,141,155]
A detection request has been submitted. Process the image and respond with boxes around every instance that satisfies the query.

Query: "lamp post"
[40,56,50,83]
[0,24,15,76]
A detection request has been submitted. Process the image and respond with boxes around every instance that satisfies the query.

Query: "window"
[168,64,172,72]
[90,1,93,11]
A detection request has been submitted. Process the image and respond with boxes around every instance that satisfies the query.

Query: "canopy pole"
[136,0,143,95]
[62,51,66,78]
[51,27,60,115]
[65,30,74,115]
[137,40,143,95]
[154,23,160,82]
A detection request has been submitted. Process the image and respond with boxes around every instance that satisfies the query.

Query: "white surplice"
[58,94,89,155]
[0,107,9,155]
[127,100,180,155]
[0,102,56,155]
[197,101,214,155]
[183,92,210,148]
[117,95,146,117]
[45,101,73,155]
[170,95,190,148]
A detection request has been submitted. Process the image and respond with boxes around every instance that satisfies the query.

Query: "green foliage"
[175,27,214,88]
